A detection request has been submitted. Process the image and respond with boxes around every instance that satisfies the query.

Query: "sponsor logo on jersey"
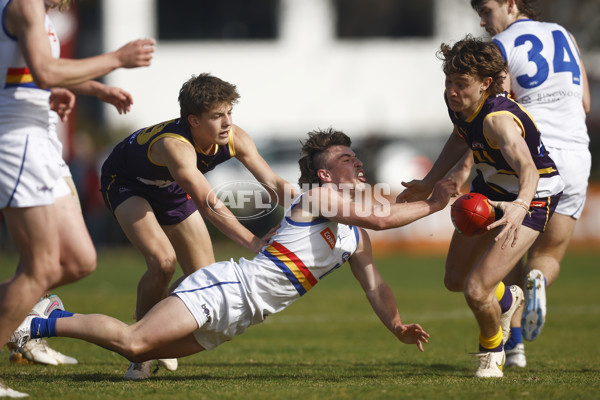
[320,227,336,250]
[201,303,212,323]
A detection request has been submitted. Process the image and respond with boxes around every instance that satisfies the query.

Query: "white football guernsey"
[0,0,60,132]
[493,19,588,150]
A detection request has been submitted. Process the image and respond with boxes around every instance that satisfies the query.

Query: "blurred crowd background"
[1,0,599,252]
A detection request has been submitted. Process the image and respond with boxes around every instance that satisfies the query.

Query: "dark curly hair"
[178,73,240,128]
[470,0,540,20]
[437,35,507,95]
[298,128,352,186]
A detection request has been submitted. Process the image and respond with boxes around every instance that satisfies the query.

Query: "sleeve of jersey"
[492,39,507,61]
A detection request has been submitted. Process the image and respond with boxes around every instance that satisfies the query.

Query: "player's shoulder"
[497,19,565,39]
[230,124,254,153]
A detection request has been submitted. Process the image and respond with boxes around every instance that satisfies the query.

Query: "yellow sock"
[479,326,503,351]
[494,281,505,302]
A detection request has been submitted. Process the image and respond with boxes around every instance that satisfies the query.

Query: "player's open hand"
[98,86,134,114]
[250,224,281,253]
[486,199,529,249]
[49,88,76,121]
[116,38,155,68]
[394,323,430,352]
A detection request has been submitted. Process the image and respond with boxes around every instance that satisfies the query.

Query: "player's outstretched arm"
[68,81,135,114]
[348,229,430,352]
[154,137,264,253]
[7,0,155,89]
[314,178,457,231]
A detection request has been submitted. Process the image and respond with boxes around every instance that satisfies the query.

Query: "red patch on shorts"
[530,200,547,208]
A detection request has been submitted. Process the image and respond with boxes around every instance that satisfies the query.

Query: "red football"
[450,193,496,236]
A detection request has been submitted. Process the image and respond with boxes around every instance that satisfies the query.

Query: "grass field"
[1,245,599,399]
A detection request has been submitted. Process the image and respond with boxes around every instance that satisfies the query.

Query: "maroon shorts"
[100,174,197,226]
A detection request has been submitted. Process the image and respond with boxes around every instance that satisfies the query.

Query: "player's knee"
[463,281,487,309]
[444,273,464,292]
[122,337,153,361]
[443,264,465,292]
[36,261,64,289]
[147,253,177,282]
[62,248,97,282]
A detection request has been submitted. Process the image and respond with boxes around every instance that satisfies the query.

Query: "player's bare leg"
[466,227,537,336]
[115,197,178,319]
[56,296,205,360]
[527,213,576,287]
[50,191,97,288]
[444,229,496,292]
[0,205,63,349]
[465,227,538,377]
[157,211,215,372]
[162,210,215,277]
[114,196,183,377]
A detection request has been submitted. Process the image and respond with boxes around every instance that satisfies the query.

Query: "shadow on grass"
[51,361,472,383]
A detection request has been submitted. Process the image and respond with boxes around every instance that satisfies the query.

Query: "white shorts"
[0,130,70,208]
[173,260,257,350]
[547,146,590,219]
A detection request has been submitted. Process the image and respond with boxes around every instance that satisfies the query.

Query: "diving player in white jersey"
[469,0,591,367]
[8,129,458,376]
[0,0,154,394]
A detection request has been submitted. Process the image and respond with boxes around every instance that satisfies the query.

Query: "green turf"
[1,246,599,399]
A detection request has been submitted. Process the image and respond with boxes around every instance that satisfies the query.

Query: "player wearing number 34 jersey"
[493,19,588,152]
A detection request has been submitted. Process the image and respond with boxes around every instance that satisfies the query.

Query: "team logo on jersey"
[471,142,485,150]
[341,252,351,263]
[320,227,336,249]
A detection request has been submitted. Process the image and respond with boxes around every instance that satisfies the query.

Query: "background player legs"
[114,197,179,319]
[0,205,63,348]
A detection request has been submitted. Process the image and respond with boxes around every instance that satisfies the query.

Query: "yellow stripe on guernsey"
[510,96,541,134]
[147,134,192,166]
[466,93,489,123]
[228,129,236,157]
[262,241,318,296]
[5,67,37,88]
[473,150,495,164]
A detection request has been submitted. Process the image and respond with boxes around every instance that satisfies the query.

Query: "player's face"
[320,145,366,189]
[191,102,233,149]
[445,73,488,117]
[476,0,512,36]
